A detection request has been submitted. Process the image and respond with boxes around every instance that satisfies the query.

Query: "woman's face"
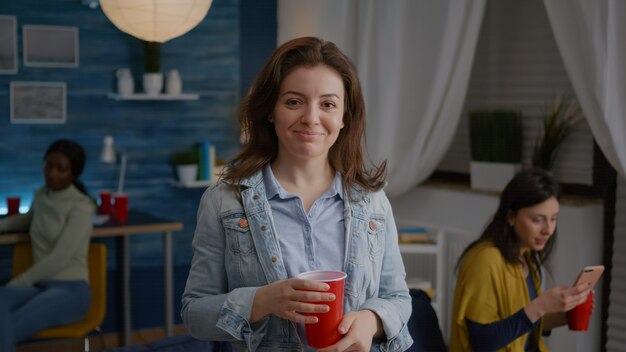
[44,151,74,191]
[509,196,560,254]
[272,65,345,163]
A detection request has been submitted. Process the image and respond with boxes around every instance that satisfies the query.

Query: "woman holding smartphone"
[450,168,592,351]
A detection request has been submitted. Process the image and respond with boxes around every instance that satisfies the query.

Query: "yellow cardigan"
[449,241,548,352]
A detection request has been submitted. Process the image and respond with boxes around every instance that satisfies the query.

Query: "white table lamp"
[100,135,128,194]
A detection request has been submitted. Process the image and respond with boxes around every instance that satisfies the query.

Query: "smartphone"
[572,265,605,290]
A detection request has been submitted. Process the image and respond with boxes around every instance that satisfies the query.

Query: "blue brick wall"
[0,0,277,333]
[0,0,239,272]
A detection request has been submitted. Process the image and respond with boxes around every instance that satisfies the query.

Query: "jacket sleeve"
[181,186,269,350]
[359,193,413,352]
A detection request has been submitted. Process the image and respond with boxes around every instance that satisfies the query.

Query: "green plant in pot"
[171,149,199,184]
[143,41,163,95]
[532,95,583,171]
[469,109,523,191]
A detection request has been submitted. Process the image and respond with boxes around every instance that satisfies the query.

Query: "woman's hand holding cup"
[250,277,335,324]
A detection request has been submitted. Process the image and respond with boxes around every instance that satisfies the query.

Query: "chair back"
[12,242,107,337]
[406,288,448,352]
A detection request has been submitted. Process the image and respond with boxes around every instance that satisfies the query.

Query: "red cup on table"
[113,193,128,223]
[297,270,347,349]
[6,196,20,216]
[98,190,113,215]
[567,291,593,331]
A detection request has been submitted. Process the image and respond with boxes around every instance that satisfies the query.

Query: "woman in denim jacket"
[182,37,413,352]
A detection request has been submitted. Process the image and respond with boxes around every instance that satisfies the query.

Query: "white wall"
[390,185,603,351]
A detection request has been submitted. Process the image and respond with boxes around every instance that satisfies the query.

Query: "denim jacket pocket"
[223,215,256,256]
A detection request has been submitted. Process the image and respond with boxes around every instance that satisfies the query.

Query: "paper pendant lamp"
[100,0,213,43]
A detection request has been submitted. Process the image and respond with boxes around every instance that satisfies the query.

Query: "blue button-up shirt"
[263,165,345,279]
[181,169,413,351]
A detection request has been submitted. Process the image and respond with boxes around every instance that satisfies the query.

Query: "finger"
[293,278,331,292]
[573,282,592,293]
[284,310,318,324]
[293,301,330,314]
[296,290,336,304]
[338,312,358,335]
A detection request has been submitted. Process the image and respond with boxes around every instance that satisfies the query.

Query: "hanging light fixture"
[99,0,213,43]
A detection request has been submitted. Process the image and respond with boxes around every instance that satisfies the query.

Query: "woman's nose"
[300,105,320,125]
[544,222,555,235]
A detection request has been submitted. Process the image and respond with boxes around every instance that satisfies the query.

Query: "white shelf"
[171,180,211,188]
[399,242,439,254]
[107,93,199,101]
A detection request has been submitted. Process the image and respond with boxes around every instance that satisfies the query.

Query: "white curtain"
[543,0,626,177]
[543,2,626,350]
[278,0,486,197]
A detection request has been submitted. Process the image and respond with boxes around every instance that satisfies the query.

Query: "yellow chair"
[12,242,107,352]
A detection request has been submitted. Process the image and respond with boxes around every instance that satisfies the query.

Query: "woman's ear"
[268,115,274,123]
[507,210,515,227]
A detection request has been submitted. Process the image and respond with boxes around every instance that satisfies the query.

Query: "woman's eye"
[322,101,337,109]
[285,99,301,106]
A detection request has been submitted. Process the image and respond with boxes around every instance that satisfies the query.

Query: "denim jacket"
[181,170,413,351]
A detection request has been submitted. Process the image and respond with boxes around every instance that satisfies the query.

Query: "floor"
[16,325,189,352]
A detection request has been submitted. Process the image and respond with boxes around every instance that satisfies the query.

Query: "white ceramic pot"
[176,164,198,185]
[116,68,134,96]
[166,69,182,95]
[143,72,163,96]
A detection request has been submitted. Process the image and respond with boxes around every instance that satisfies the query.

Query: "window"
[436,0,594,186]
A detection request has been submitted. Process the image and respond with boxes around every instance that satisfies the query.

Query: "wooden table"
[0,210,183,346]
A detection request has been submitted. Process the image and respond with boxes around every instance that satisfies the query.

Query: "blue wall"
[0,0,276,332]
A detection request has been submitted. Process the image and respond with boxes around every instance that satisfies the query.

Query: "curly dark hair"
[45,139,88,195]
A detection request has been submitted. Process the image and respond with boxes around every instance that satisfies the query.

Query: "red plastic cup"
[6,196,20,216]
[567,291,593,331]
[98,190,112,215]
[297,270,347,349]
[113,193,128,223]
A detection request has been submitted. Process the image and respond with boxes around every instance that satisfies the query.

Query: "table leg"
[123,235,132,346]
[164,231,173,337]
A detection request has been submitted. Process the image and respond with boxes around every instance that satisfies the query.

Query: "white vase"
[176,164,198,185]
[165,69,182,95]
[143,72,163,96]
[116,68,134,96]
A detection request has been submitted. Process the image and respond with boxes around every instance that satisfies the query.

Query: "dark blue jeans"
[0,280,90,352]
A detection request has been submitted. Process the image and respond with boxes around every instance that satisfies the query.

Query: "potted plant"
[143,41,162,95]
[469,109,523,191]
[171,149,199,185]
[532,95,583,171]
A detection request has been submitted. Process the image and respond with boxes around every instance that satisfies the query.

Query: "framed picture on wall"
[10,81,67,124]
[23,25,79,68]
[0,15,18,74]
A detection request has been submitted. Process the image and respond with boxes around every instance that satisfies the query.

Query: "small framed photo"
[23,25,79,68]
[0,15,18,74]
[10,81,67,124]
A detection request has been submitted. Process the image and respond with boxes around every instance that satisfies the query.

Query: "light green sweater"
[0,184,95,286]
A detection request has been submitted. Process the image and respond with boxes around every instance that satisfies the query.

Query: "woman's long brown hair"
[223,37,386,194]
